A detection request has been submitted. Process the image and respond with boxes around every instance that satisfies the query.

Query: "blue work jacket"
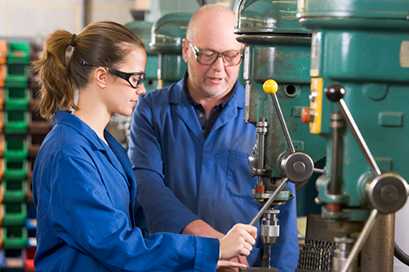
[32,111,219,272]
[128,79,299,271]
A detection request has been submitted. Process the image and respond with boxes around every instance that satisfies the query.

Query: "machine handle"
[341,209,379,272]
[263,80,296,153]
[326,85,381,176]
[313,168,324,174]
[249,178,288,226]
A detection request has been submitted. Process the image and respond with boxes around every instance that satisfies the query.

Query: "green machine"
[296,0,409,271]
[235,0,325,270]
[149,12,191,89]
[126,20,158,92]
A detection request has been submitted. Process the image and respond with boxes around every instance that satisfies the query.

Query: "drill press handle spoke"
[249,178,288,226]
[262,79,315,183]
[326,85,381,176]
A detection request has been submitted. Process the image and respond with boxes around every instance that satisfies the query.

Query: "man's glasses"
[80,59,145,89]
[188,42,243,67]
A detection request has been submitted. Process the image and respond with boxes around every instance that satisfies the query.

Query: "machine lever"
[340,209,379,272]
[263,80,296,153]
[326,85,408,271]
[325,85,383,271]
[326,85,381,176]
[250,178,287,226]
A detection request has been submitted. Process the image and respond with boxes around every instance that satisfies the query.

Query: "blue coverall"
[33,111,219,272]
[128,79,299,271]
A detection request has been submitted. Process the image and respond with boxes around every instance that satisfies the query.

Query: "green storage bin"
[4,111,29,134]
[7,63,29,78]
[4,137,28,161]
[7,41,30,64]
[4,160,28,180]
[3,202,27,226]
[3,227,28,249]
[5,75,28,88]
[5,87,29,110]
[1,180,27,205]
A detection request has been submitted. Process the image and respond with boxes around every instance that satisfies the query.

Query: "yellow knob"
[263,79,279,94]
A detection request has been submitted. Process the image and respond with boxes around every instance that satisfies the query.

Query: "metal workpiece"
[279,151,314,183]
[365,173,408,214]
[333,237,356,272]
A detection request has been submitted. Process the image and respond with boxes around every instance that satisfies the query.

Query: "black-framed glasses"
[188,41,243,66]
[107,68,145,89]
[79,59,145,89]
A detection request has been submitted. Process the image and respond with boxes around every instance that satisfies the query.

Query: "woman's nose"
[137,84,146,96]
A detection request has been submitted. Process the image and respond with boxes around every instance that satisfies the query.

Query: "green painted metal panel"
[236,0,309,34]
[150,12,190,87]
[298,0,409,20]
[125,20,159,91]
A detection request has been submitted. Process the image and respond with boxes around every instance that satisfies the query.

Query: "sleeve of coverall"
[128,96,201,234]
[270,182,299,272]
[49,154,219,272]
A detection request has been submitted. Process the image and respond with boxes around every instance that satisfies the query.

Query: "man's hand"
[183,219,224,238]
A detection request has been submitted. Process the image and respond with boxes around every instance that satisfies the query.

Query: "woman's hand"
[219,223,257,259]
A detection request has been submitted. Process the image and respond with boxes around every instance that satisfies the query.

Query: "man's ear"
[182,38,190,63]
[94,67,109,89]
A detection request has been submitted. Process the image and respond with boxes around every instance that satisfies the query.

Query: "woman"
[32,21,257,271]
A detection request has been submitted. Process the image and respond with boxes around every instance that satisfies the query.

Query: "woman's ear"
[94,67,109,89]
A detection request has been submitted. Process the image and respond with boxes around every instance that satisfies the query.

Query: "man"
[128,4,298,271]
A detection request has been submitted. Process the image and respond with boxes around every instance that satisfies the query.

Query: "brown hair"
[33,21,145,119]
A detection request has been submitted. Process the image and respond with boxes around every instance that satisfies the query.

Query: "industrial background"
[0,0,408,271]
